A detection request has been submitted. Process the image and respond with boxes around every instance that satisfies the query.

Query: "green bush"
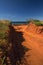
[31,19,43,26]
[33,21,43,26]
[0,21,10,46]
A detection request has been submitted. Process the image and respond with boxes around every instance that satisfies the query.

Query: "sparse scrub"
[34,21,43,26]
[33,20,43,26]
[28,19,43,26]
[0,20,11,65]
[0,20,10,47]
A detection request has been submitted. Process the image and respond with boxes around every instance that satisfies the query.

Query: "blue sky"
[0,0,43,21]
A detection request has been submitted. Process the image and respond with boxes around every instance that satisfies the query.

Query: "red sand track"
[13,23,43,65]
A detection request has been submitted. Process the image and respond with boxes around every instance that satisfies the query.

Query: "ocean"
[11,21,29,25]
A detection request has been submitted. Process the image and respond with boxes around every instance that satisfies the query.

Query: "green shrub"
[31,19,43,26]
[33,21,43,26]
[0,21,10,46]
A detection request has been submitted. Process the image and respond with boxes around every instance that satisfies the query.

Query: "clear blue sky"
[0,0,43,21]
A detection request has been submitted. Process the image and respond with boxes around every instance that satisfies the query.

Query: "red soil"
[13,22,43,65]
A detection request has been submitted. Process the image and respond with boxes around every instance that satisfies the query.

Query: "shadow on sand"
[7,25,30,65]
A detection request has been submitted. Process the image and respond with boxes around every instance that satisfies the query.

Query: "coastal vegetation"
[27,19,43,26]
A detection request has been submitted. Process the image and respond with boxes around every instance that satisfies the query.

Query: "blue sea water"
[11,21,28,25]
